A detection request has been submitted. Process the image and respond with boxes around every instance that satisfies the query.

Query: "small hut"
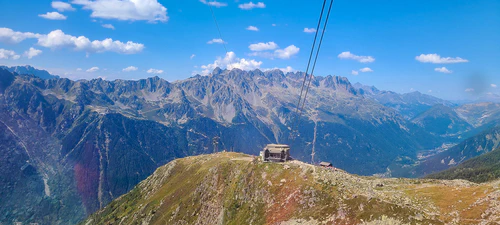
[319,162,333,167]
[260,144,291,162]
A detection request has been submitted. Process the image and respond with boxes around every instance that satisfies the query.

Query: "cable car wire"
[289,0,328,140]
[208,3,228,54]
[298,0,335,119]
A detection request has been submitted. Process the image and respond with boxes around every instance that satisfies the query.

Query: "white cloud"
[271,24,276,27]
[147,68,164,74]
[274,45,300,59]
[0,49,20,60]
[86,67,99,72]
[238,2,265,10]
[248,42,278,51]
[434,67,452,74]
[207,38,225,44]
[246,26,259,31]
[303,28,316,33]
[199,0,227,7]
[249,43,299,59]
[190,54,196,59]
[428,90,433,93]
[351,67,373,75]
[338,51,375,63]
[122,66,137,72]
[39,12,67,20]
[37,29,144,54]
[359,67,373,72]
[102,24,115,30]
[465,88,475,92]
[201,51,262,75]
[0,28,144,55]
[71,0,168,22]
[0,28,40,44]
[24,47,42,59]
[280,66,294,73]
[76,68,82,71]
[415,54,468,64]
[52,1,76,12]
[492,84,497,88]
[264,66,295,73]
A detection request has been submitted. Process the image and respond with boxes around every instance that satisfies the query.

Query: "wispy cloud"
[199,0,227,7]
[190,54,196,59]
[338,51,375,63]
[246,26,259,31]
[147,68,164,74]
[303,28,316,33]
[465,88,475,92]
[249,43,299,59]
[24,47,42,59]
[86,67,99,72]
[359,67,373,72]
[39,12,67,20]
[434,67,452,73]
[207,38,225,44]
[248,42,278,51]
[351,67,373,75]
[492,84,497,88]
[238,2,265,10]
[264,66,295,73]
[416,54,468,64]
[122,66,138,72]
[52,1,76,12]
[102,24,115,30]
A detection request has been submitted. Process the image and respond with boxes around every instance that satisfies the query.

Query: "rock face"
[0,67,462,224]
[83,152,500,225]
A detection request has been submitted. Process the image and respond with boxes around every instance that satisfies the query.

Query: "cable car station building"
[260,144,291,162]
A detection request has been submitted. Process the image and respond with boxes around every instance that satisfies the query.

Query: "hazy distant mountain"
[455,102,500,128]
[0,65,59,79]
[415,125,500,176]
[354,83,455,119]
[412,104,473,139]
[0,67,444,223]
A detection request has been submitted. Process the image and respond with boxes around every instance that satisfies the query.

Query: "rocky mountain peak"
[0,65,59,79]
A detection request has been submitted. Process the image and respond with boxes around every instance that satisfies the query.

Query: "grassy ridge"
[82,153,500,224]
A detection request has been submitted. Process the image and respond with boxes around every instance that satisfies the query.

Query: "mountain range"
[1,65,499,224]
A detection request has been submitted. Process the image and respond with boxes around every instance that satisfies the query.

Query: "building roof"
[320,162,332,166]
[266,144,290,148]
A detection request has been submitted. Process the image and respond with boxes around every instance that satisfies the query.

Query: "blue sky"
[0,0,498,100]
